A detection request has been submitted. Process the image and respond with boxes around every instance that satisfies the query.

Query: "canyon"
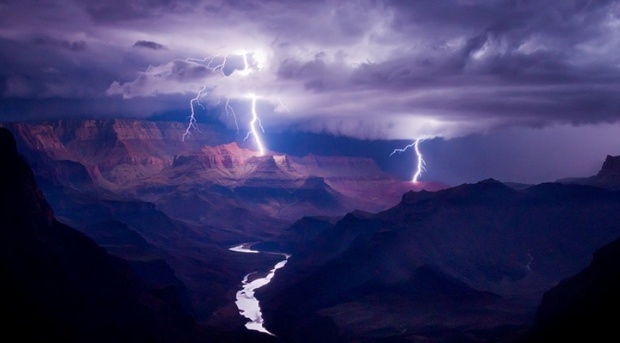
[2,119,619,342]
[0,119,444,327]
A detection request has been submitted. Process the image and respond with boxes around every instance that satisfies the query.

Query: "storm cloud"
[133,40,168,50]
[1,0,619,140]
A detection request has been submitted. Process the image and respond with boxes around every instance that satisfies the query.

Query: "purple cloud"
[0,0,618,140]
[132,40,168,50]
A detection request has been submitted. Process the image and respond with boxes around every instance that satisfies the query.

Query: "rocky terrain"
[522,237,620,342]
[0,127,202,342]
[260,179,620,342]
[558,154,620,190]
[592,155,620,189]
[3,119,618,342]
[0,119,444,328]
[2,119,444,231]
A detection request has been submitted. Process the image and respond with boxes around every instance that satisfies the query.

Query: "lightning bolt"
[276,97,290,113]
[390,138,426,183]
[224,98,240,134]
[185,55,228,74]
[244,94,266,155]
[183,86,208,140]
[181,55,229,141]
[181,52,268,155]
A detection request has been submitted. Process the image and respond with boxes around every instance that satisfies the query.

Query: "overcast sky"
[1,0,619,183]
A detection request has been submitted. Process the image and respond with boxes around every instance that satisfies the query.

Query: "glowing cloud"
[98,1,620,144]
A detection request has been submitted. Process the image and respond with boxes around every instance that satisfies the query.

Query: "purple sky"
[0,0,619,183]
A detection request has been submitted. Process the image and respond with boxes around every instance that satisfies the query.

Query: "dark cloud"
[132,40,168,50]
[0,97,188,125]
[0,0,618,183]
[80,0,194,22]
[0,0,618,141]
[32,35,87,52]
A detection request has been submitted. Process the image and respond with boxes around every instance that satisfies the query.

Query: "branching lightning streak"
[277,97,290,112]
[185,55,227,74]
[183,86,208,140]
[181,52,267,155]
[390,138,426,183]
[224,98,240,134]
[181,55,226,141]
[237,52,268,153]
[244,94,266,155]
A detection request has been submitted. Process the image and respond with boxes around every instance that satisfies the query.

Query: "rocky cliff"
[593,155,620,189]
[0,119,448,331]
[0,127,202,342]
[2,119,231,186]
[557,154,620,190]
[3,119,445,226]
[523,236,620,342]
[261,179,620,342]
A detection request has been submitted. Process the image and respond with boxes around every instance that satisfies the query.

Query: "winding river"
[229,243,290,335]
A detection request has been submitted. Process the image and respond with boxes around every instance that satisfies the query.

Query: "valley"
[3,1,619,341]
[2,120,619,342]
[0,119,441,326]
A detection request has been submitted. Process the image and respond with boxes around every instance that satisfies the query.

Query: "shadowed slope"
[523,237,620,342]
[0,127,201,342]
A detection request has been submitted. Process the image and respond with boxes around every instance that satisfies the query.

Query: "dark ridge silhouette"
[523,237,620,342]
[0,127,202,342]
[261,178,620,342]
[594,155,620,189]
[557,154,620,190]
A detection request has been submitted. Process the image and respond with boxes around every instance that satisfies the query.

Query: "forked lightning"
[181,52,267,156]
[390,138,426,183]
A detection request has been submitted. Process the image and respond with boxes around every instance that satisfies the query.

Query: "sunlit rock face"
[3,119,447,226]
[2,119,230,187]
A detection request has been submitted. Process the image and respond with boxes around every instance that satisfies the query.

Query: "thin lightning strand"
[185,55,227,75]
[240,53,250,75]
[244,94,266,155]
[214,95,239,133]
[207,55,228,71]
[390,138,426,183]
[181,52,269,155]
[183,86,208,141]
[277,97,290,112]
[182,54,242,141]
[224,98,240,134]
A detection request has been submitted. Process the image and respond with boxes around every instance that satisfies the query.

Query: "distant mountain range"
[557,154,620,190]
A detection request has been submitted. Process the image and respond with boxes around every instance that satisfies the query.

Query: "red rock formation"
[2,119,448,229]
[3,119,229,187]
